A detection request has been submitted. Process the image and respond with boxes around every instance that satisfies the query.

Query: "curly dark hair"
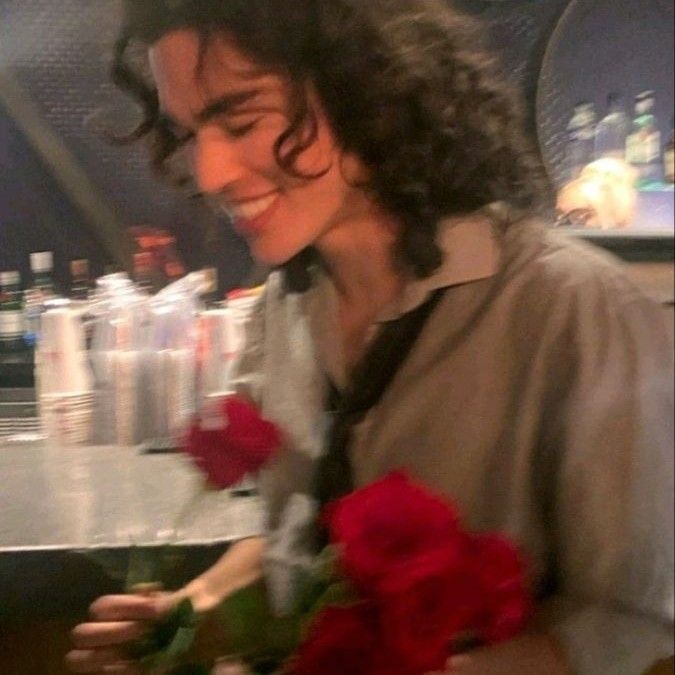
[114,0,547,288]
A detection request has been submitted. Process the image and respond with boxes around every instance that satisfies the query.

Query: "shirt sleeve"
[228,278,320,534]
[227,279,322,615]
[543,276,674,675]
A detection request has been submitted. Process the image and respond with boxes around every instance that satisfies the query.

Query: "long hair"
[114,0,547,288]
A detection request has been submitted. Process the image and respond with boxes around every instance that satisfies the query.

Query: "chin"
[248,242,303,268]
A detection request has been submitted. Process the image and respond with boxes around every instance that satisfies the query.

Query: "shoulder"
[488,219,673,367]
[501,219,654,313]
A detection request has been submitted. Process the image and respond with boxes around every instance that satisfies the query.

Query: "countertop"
[0,441,264,618]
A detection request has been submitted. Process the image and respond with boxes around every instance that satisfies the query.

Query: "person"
[67,1,674,673]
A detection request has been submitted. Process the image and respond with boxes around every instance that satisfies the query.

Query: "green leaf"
[141,626,198,670]
[261,614,302,659]
[129,598,199,669]
[309,545,339,582]
[289,546,340,616]
[298,580,359,638]
[215,581,276,657]
[203,549,348,671]
[310,580,357,613]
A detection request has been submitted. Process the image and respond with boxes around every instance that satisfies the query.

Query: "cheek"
[244,129,283,173]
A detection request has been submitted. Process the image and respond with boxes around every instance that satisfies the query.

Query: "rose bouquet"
[283,472,532,675]
[135,399,532,674]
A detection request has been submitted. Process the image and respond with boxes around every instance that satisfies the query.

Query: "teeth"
[230,194,277,220]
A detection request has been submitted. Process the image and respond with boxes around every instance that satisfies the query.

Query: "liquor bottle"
[626,91,662,189]
[594,92,629,161]
[132,251,156,295]
[70,259,92,301]
[664,118,674,185]
[0,271,26,353]
[23,251,56,347]
[565,102,596,182]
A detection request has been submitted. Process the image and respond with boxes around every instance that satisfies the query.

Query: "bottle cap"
[0,270,20,287]
[30,251,54,273]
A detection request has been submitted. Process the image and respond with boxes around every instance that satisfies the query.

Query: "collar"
[306,212,502,389]
[376,213,501,321]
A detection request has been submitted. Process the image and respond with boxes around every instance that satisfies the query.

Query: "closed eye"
[226,117,262,138]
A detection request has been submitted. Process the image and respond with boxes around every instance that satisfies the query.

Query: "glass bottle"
[70,258,92,301]
[626,91,662,189]
[566,102,597,182]
[664,118,674,185]
[23,251,56,347]
[594,92,630,161]
[0,271,26,353]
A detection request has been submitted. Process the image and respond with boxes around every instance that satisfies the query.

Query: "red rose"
[289,604,408,675]
[327,472,463,594]
[184,395,281,489]
[469,534,533,644]
[377,545,479,672]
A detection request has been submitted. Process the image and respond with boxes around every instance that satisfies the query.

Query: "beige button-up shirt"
[232,216,674,675]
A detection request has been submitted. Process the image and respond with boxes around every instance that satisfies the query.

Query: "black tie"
[314,289,446,522]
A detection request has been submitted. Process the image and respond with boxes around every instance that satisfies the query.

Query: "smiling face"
[149,29,373,266]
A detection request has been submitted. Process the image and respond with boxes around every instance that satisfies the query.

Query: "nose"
[192,128,245,195]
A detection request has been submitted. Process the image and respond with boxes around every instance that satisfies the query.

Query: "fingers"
[66,594,172,673]
[89,595,163,622]
[71,621,149,649]
[65,647,138,673]
[212,659,251,675]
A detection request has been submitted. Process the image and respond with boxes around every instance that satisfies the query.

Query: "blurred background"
[0,3,672,673]
[2,0,671,296]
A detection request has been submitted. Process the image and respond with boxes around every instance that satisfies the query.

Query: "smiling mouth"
[228,193,279,221]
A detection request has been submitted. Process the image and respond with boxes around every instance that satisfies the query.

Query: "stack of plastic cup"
[36,301,95,446]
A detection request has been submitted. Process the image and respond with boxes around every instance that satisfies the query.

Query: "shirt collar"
[306,213,501,389]
[376,213,501,321]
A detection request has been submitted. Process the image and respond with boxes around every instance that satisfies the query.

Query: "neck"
[314,206,407,317]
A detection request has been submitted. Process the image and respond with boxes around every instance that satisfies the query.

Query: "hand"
[425,633,571,675]
[65,591,174,674]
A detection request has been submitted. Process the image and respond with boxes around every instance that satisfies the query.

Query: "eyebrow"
[195,90,260,123]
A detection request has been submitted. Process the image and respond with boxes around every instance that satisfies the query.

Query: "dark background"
[0,0,672,294]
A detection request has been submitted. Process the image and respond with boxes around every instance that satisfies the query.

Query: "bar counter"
[0,441,264,619]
